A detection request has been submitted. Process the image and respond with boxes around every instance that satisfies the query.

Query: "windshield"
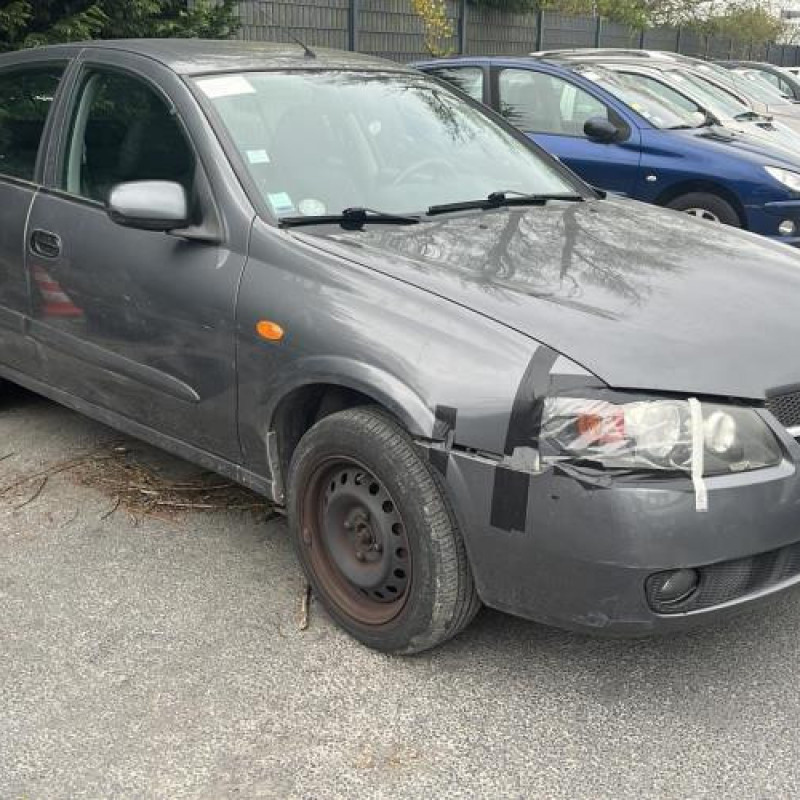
[706,66,793,107]
[573,65,698,128]
[670,71,750,117]
[195,70,578,219]
[734,68,794,102]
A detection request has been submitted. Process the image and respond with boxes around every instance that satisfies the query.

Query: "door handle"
[30,229,62,259]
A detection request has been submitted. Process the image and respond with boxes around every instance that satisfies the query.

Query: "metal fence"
[227,0,800,66]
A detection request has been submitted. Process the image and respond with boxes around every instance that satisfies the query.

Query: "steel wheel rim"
[685,207,720,223]
[301,457,412,626]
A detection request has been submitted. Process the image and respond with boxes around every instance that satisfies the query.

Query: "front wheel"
[665,192,741,227]
[288,406,480,654]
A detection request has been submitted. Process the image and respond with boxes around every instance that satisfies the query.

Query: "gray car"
[4,40,800,653]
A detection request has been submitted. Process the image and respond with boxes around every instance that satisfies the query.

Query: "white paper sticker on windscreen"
[198,75,256,99]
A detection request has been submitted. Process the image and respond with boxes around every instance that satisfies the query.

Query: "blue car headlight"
[765,166,800,193]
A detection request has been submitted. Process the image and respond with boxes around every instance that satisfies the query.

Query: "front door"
[493,67,642,196]
[26,60,245,461]
[0,62,66,375]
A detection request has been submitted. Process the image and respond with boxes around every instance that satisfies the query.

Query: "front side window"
[498,69,611,136]
[196,70,577,219]
[61,69,195,203]
[427,67,484,102]
[0,65,64,182]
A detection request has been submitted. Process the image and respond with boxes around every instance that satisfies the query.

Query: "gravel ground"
[2,384,800,799]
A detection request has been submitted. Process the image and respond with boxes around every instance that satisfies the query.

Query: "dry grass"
[0,441,275,522]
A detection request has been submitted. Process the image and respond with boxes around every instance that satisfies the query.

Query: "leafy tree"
[468,0,783,39]
[698,1,785,44]
[467,0,697,25]
[0,0,239,51]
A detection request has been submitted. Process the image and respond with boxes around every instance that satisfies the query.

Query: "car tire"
[288,405,480,654]
[665,192,741,227]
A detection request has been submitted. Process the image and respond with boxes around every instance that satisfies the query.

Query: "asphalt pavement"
[2,383,800,799]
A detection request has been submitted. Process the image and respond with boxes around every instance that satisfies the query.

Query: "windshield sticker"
[197,75,256,99]
[246,149,271,164]
[268,192,295,216]
[299,198,327,217]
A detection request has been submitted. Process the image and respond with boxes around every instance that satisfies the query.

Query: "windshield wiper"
[427,190,584,217]
[735,110,771,122]
[280,207,420,230]
[668,112,716,130]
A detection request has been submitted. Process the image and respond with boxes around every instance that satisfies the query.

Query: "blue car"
[414,56,800,245]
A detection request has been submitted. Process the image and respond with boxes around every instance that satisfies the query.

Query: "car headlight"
[540,397,781,476]
[765,166,800,192]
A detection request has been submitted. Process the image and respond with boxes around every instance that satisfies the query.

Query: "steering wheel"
[390,158,460,187]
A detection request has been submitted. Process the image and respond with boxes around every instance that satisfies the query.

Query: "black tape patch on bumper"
[491,345,558,532]
[433,405,457,441]
[430,405,458,476]
[490,465,530,532]
[429,447,450,476]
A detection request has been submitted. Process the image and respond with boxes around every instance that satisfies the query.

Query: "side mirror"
[583,116,620,143]
[107,180,189,232]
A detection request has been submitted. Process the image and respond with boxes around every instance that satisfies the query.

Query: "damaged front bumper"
[431,421,800,635]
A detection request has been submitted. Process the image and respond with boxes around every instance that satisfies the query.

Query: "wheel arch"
[264,357,435,499]
[653,179,747,227]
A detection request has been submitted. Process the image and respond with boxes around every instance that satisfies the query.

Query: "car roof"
[554,55,681,68]
[0,39,408,76]
[416,55,578,72]
[718,60,774,68]
[532,48,696,63]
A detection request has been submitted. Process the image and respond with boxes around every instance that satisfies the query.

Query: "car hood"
[677,124,800,166]
[295,197,800,400]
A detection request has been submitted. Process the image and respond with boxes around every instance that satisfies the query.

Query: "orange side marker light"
[256,320,285,341]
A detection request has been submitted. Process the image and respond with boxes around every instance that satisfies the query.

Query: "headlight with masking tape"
[540,397,782,477]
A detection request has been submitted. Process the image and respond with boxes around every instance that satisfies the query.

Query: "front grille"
[767,391,800,429]
[646,540,800,615]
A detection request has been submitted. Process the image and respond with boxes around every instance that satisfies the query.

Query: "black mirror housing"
[107,180,190,232]
[583,116,620,144]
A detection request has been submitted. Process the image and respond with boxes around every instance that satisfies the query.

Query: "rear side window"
[61,69,195,203]
[0,66,64,182]
[427,67,484,102]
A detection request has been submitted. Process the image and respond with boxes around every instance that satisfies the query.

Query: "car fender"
[262,355,435,440]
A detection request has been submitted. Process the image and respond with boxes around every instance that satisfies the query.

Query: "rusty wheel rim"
[301,458,412,626]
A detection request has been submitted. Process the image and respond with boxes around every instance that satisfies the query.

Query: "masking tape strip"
[688,397,708,513]
[491,345,558,532]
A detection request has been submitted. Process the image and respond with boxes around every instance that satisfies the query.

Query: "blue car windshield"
[572,65,700,129]
[195,70,579,219]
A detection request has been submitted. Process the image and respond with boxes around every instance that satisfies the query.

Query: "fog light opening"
[778,219,796,236]
[649,568,700,608]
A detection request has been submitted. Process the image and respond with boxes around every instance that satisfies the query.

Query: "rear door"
[491,66,642,196]
[26,50,248,461]
[0,58,68,376]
